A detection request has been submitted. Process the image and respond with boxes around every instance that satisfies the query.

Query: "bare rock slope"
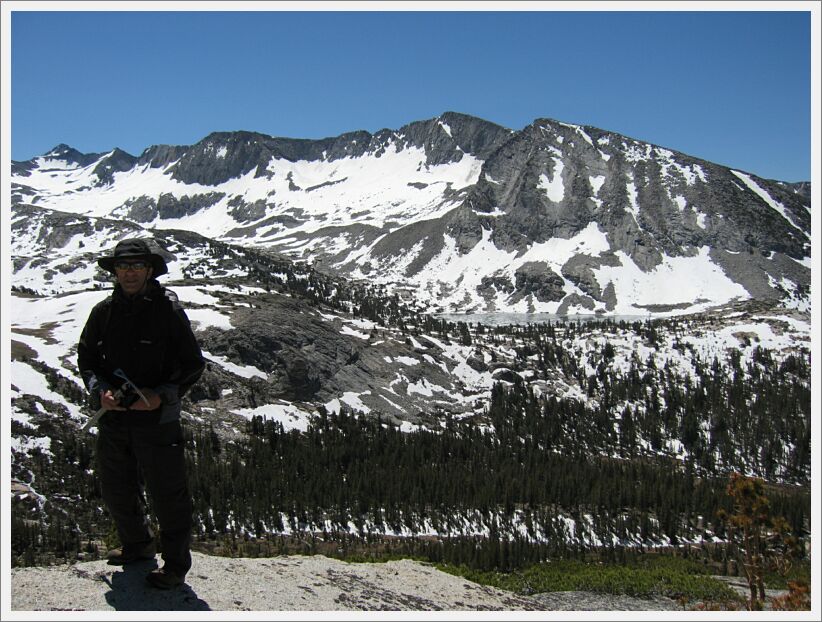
[10,552,681,612]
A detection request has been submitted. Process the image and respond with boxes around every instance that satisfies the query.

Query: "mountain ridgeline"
[12,111,811,315]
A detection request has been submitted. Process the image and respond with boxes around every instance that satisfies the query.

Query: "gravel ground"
[9,551,685,613]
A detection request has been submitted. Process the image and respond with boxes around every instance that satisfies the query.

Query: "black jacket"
[77,279,205,424]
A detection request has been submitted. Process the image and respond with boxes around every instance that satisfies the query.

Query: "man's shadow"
[102,559,211,611]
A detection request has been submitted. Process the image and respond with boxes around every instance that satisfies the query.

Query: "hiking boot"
[146,567,186,590]
[106,540,156,565]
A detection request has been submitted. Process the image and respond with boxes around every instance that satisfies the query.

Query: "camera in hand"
[118,383,142,409]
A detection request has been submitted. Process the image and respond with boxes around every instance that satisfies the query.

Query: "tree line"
[11,336,810,570]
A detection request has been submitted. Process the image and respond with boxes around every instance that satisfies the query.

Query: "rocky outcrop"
[138,143,189,168]
[556,293,597,315]
[709,248,810,303]
[46,143,106,168]
[194,293,474,422]
[787,181,810,200]
[9,552,684,612]
[397,111,513,166]
[157,192,226,220]
[11,204,142,257]
[561,253,622,302]
[511,262,565,303]
[92,148,138,186]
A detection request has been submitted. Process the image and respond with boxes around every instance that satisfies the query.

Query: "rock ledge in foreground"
[10,551,682,612]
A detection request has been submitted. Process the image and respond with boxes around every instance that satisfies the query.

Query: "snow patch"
[538,158,565,203]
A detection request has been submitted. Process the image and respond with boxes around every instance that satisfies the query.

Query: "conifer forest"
[11,284,811,574]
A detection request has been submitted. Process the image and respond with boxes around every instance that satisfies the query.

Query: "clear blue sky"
[9,7,813,182]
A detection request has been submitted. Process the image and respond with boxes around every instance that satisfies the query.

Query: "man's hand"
[100,389,126,411]
[99,388,162,411]
[129,388,162,411]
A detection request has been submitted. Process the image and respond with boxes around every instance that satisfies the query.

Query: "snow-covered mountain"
[9,113,812,561]
[12,111,811,315]
[9,109,813,454]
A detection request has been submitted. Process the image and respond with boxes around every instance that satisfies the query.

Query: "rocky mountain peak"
[395,112,513,166]
[45,143,104,167]
[46,142,80,157]
[91,148,138,185]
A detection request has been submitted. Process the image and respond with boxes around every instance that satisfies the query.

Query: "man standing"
[77,238,205,589]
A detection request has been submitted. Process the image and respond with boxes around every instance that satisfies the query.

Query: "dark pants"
[96,418,193,576]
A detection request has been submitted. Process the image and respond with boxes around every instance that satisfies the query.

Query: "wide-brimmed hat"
[97,238,171,277]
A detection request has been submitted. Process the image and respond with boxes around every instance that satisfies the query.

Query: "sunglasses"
[114,261,150,272]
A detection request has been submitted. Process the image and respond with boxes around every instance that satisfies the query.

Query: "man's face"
[114,259,153,296]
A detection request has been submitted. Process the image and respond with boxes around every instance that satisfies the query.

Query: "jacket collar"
[112,278,162,306]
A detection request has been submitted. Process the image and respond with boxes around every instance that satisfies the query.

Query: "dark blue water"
[436,312,652,326]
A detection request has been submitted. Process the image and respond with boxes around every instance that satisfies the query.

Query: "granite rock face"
[91,148,138,186]
[450,118,810,265]
[195,293,477,423]
[157,192,226,220]
[397,110,513,166]
[512,262,565,303]
[561,253,622,302]
[8,552,685,612]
